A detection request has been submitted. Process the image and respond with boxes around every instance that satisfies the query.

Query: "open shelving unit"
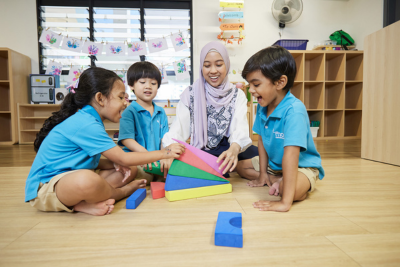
[18,104,121,144]
[251,50,363,140]
[0,48,31,145]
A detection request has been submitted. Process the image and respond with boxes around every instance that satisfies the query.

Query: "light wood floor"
[1,140,400,266]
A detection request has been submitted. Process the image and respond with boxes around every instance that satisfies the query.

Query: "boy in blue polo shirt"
[242,46,324,212]
[118,61,170,181]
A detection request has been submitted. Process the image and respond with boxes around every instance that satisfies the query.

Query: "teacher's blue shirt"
[253,92,325,179]
[118,101,169,152]
[25,105,116,202]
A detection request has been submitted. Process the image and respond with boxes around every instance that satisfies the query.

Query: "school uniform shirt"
[118,101,169,152]
[162,89,251,152]
[25,105,117,202]
[253,91,325,179]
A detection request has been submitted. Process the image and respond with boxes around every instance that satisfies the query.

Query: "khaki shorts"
[251,156,319,192]
[29,170,78,213]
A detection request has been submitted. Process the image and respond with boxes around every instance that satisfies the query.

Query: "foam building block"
[144,162,164,176]
[151,182,165,199]
[173,140,225,179]
[165,174,229,191]
[173,139,224,176]
[126,188,147,209]
[215,211,243,248]
[169,160,227,182]
[165,183,232,201]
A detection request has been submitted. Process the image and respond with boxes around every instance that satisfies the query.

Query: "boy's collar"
[260,91,295,120]
[131,101,162,114]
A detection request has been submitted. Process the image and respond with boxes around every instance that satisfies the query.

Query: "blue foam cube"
[215,211,243,248]
[126,188,147,209]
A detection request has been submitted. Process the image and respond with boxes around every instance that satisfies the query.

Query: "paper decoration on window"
[39,29,63,48]
[170,32,188,52]
[67,66,83,83]
[81,41,103,56]
[61,37,83,52]
[158,66,168,84]
[105,42,126,56]
[45,61,63,76]
[127,41,147,56]
[115,70,127,85]
[173,60,190,81]
[148,38,168,53]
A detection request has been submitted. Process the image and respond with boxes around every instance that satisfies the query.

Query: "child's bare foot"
[74,199,115,216]
[269,178,282,196]
[122,179,147,197]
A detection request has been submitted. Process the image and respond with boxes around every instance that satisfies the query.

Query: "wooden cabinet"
[0,48,31,145]
[251,50,363,140]
[18,104,120,145]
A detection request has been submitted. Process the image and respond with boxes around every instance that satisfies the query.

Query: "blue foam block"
[215,211,243,248]
[165,174,229,191]
[126,188,146,209]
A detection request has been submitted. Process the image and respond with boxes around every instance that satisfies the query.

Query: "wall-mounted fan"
[272,0,303,29]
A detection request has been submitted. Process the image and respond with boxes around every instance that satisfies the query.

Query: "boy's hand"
[144,161,158,171]
[217,143,240,174]
[162,144,185,159]
[113,163,132,183]
[253,200,291,212]
[160,158,174,178]
[247,172,270,187]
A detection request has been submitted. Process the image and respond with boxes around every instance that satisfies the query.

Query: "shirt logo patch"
[273,129,284,139]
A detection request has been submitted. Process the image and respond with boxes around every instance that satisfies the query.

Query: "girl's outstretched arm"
[102,143,185,167]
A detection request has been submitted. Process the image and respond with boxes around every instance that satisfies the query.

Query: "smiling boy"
[242,46,325,212]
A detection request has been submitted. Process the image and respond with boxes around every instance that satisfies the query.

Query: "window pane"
[94,7,141,71]
[41,6,91,77]
[144,8,191,100]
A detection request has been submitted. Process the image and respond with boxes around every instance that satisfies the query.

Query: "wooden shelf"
[0,48,31,145]
[250,50,363,141]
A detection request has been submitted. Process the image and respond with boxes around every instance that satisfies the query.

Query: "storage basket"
[273,39,308,50]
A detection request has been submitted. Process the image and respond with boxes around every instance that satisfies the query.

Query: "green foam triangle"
[169,160,229,183]
[144,162,164,176]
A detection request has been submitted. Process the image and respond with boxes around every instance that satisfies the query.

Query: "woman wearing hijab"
[162,41,259,179]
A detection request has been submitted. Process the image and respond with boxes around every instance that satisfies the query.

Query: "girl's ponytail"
[33,67,121,152]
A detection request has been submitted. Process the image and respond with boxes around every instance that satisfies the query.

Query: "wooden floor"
[1,140,400,266]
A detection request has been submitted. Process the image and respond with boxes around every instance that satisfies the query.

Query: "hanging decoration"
[127,41,147,56]
[170,32,188,52]
[148,38,168,53]
[61,36,83,52]
[39,29,63,48]
[105,42,126,56]
[158,66,169,84]
[115,70,127,85]
[173,59,190,81]
[45,61,63,76]
[81,40,103,56]
[217,1,245,45]
[67,66,83,83]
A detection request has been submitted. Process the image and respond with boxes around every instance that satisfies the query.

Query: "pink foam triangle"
[173,139,224,178]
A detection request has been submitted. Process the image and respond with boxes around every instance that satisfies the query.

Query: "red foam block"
[151,182,165,199]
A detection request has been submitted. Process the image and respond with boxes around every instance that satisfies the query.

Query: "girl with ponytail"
[25,67,185,216]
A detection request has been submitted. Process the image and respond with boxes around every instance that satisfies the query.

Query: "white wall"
[0,0,39,73]
[192,0,383,81]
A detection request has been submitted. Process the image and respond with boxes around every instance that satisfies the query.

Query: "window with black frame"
[37,0,192,100]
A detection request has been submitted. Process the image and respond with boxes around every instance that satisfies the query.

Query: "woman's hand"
[217,143,240,174]
[114,163,132,183]
[162,143,185,159]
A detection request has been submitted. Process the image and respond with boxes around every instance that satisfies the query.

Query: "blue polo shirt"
[25,105,117,202]
[253,92,324,179]
[118,101,169,152]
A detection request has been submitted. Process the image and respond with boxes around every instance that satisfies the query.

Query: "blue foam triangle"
[165,174,229,191]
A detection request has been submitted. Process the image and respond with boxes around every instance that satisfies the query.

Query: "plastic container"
[310,127,319,138]
[273,39,309,50]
